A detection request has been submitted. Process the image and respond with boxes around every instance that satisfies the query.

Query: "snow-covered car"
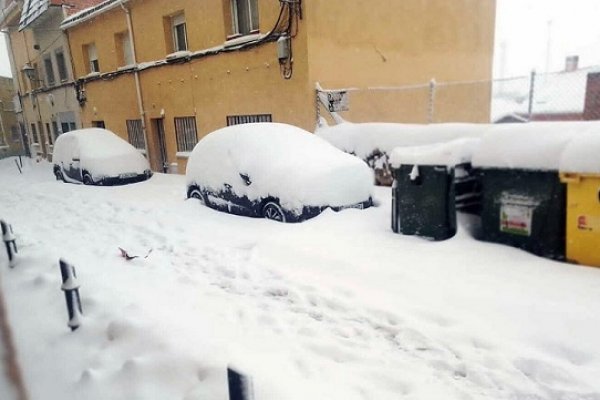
[186,123,374,222]
[53,128,152,186]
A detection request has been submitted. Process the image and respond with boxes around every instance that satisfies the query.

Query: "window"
[43,56,55,86]
[116,32,134,66]
[85,43,99,73]
[126,119,145,149]
[45,122,53,145]
[52,121,60,139]
[174,116,197,152]
[55,49,68,82]
[92,120,105,129]
[227,114,272,126]
[172,13,187,52]
[231,0,259,36]
[61,122,77,133]
[30,123,38,144]
[11,126,20,143]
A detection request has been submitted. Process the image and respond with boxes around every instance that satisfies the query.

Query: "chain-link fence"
[317,65,600,125]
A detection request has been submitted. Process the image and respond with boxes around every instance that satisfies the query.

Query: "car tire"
[262,201,286,222]
[83,173,94,185]
[188,186,208,204]
[55,170,65,182]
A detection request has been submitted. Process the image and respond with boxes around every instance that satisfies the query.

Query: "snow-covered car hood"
[186,123,374,211]
[54,128,149,178]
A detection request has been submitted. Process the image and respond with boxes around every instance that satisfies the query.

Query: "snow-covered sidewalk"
[0,157,599,399]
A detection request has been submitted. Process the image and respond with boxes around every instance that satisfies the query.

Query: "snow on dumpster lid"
[315,122,488,159]
[390,138,481,168]
[559,127,600,174]
[471,122,597,171]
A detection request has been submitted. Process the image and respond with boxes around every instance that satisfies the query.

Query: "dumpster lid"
[559,131,600,174]
[389,138,481,168]
[316,122,489,160]
[472,122,598,171]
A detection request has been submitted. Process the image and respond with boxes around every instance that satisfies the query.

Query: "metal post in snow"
[59,259,83,331]
[427,78,436,123]
[528,69,536,120]
[1,220,18,268]
[227,367,254,400]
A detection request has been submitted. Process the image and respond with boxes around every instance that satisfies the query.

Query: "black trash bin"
[475,168,567,260]
[391,163,456,240]
[390,139,480,240]
[471,122,583,260]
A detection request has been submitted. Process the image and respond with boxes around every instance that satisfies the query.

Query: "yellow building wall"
[67,0,314,173]
[304,0,496,123]
[66,0,496,172]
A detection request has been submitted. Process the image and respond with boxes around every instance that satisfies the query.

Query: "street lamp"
[21,63,35,80]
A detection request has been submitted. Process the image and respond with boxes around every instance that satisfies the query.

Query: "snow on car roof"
[186,123,373,210]
[472,121,599,171]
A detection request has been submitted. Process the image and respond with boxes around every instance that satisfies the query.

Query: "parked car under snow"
[53,128,152,186]
[186,123,374,222]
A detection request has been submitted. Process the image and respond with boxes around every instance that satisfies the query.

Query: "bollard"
[227,367,254,400]
[59,259,83,331]
[1,220,18,268]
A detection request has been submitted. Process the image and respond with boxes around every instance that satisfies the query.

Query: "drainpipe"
[120,1,150,160]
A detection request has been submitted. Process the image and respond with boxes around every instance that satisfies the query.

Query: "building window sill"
[176,151,191,158]
[224,32,261,48]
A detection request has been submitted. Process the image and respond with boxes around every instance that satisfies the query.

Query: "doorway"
[150,118,168,172]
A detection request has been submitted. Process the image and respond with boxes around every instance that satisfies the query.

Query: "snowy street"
[1,157,599,399]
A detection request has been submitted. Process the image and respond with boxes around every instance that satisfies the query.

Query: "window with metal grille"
[126,119,145,149]
[174,116,197,152]
[226,114,272,126]
[30,123,38,144]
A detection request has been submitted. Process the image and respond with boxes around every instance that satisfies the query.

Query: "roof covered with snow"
[60,0,125,29]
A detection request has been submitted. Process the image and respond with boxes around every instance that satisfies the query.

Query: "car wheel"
[262,201,286,222]
[189,187,203,201]
[55,170,65,182]
[83,173,94,185]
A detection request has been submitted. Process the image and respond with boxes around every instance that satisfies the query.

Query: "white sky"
[1,1,600,79]
[495,0,600,77]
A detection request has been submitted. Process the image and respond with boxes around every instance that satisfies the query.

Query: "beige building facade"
[0,0,96,159]
[0,75,24,157]
[61,0,495,173]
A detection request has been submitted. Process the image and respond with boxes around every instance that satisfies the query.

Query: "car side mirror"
[239,173,252,186]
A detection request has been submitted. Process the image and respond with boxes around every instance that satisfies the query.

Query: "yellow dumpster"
[559,127,600,268]
[560,173,600,267]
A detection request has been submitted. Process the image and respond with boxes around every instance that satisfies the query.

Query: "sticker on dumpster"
[499,194,538,237]
[577,215,600,231]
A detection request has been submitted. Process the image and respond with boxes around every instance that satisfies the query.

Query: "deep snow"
[1,157,600,400]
